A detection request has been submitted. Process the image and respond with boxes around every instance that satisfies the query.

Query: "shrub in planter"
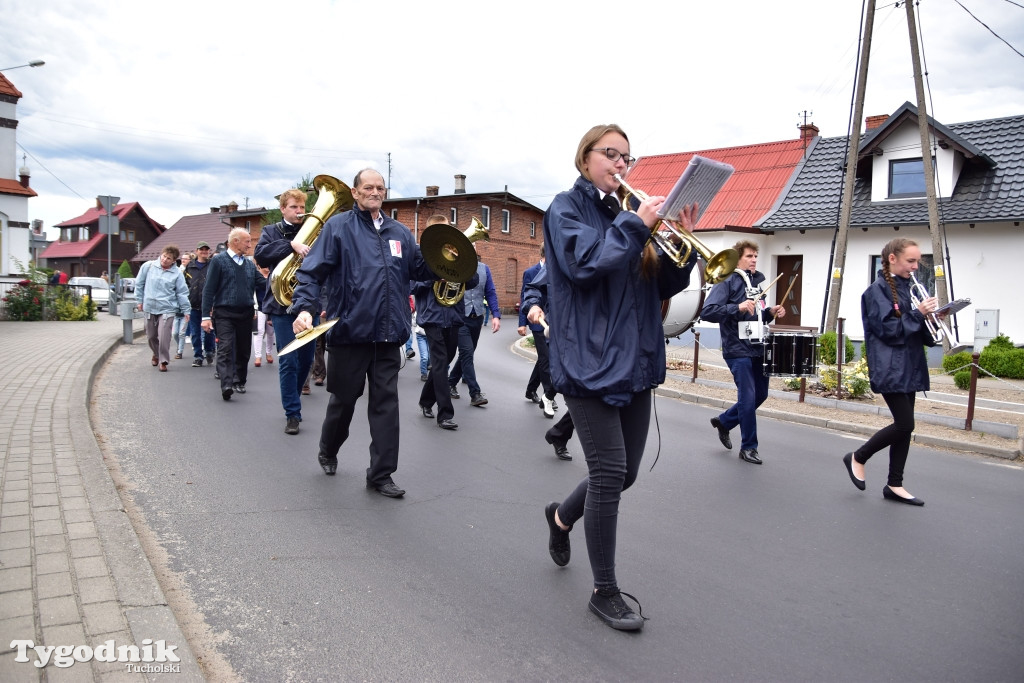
[818,331,856,365]
[954,370,972,390]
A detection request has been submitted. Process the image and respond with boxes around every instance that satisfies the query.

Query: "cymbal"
[278,318,338,356]
[420,224,477,283]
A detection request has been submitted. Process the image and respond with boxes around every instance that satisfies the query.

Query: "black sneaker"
[470,393,488,407]
[525,390,540,404]
[589,589,646,631]
[405,349,416,359]
[544,502,571,566]
[285,418,300,435]
[449,385,460,399]
[192,358,203,367]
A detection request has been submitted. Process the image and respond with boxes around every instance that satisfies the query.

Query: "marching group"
[132,126,939,633]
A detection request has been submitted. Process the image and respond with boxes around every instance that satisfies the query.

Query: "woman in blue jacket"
[527,124,697,631]
[843,238,940,506]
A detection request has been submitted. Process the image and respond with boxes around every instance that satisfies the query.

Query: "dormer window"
[888,157,933,198]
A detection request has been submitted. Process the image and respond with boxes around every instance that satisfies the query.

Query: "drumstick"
[752,273,785,300]
[779,273,799,304]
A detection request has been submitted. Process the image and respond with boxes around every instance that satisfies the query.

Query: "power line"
[952,0,1024,58]
[17,142,85,200]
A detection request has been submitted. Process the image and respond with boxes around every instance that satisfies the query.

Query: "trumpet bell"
[704,247,740,285]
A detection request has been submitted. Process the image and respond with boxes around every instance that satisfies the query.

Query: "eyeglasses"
[592,147,637,168]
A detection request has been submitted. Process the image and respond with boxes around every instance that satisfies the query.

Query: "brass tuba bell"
[270,174,354,308]
[421,216,489,306]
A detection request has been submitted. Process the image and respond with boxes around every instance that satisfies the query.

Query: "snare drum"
[763,332,818,377]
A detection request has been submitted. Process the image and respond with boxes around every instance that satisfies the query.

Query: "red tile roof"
[0,73,23,98]
[624,139,809,231]
[0,178,37,198]
[56,202,139,227]
[39,233,106,259]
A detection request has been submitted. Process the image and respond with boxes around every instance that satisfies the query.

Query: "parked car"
[67,276,111,311]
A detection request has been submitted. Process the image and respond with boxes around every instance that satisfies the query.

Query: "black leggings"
[556,391,651,591]
[854,392,915,488]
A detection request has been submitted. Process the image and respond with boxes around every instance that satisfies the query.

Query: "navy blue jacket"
[518,261,545,333]
[253,220,304,317]
[862,272,935,394]
[411,270,479,328]
[701,269,777,359]
[537,176,695,401]
[292,208,433,345]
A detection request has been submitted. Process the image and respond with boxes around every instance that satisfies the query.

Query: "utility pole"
[904,0,951,332]
[825,0,876,333]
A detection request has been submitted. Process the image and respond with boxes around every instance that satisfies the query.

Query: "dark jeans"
[189,308,215,359]
[719,355,770,451]
[448,314,484,395]
[319,342,402,486]
[855,392,916,487]
[212,311,252,392]
[272,313,316,420]
[545,410,575,446]
[527,331,553,398]
[556,391,651,591]
[419,325,459,423]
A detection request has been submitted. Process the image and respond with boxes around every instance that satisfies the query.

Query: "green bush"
[819,357,872,398]
[818,331,856,365]
[2,279,46,320]
[52,288,96,321]
[117,260,134,280]
[954,370,972,390]
[978,347,1024,379]
[942,351,972,374]
[986,334,1014,351]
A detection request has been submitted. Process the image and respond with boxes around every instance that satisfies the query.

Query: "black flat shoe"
[221,388,233,401]
[420,405,434,419]
[438,419,458,430]
[367,479,405,498]
[883,486,924,506]
[544,502,571,566]
[739,448,762,465]
[843,452,866,490]
[317,453,337,475]
[710,416,732,450]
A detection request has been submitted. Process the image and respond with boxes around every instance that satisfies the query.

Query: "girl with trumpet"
[526,124,698,631]
[843,237,943,506]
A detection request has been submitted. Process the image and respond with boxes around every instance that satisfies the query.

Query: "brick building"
[383,175,545,313]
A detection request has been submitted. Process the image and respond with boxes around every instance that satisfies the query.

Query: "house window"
[889,158,933,198]
[480,206,490,228]
[245,219,251,231]
[502,209,511,234]
[61,228,72,241]
[870,253,935,291]
[120,230,135,243]
[390,209,398,220]
[450,207,458,226]
[530,221,536,238]
[78,227,90,241]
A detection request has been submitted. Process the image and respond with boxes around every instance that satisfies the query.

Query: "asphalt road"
[91,329,1024,682]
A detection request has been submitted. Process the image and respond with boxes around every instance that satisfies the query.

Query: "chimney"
[798,123,819,143]
[227,201,238,214]
[426,185,440,197]
[18,164,31,189]
[454,174,466,194]
[865,115,889,131]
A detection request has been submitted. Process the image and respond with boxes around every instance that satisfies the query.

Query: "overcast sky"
[3,0,1023,237]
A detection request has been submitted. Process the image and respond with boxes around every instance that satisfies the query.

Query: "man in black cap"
[184,240,216,366]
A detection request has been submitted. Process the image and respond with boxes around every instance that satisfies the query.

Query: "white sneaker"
[541,395,555,418]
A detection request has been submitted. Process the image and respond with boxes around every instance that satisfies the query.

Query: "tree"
[117,259,134,279]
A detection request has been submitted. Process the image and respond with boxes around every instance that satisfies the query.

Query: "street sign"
[97,195,120,235]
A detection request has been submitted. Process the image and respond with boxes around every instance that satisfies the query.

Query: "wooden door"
[776,255,803,325]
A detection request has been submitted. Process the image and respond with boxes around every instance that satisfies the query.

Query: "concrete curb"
[512,337,1021,460]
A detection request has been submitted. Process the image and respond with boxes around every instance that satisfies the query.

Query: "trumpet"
[909,272,967,353]
[614,174,738,284]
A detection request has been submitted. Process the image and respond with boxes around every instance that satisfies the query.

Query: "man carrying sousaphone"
[412,215,479,431]
[291,169,436,498]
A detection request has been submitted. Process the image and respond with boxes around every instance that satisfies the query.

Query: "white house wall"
[692,224,1017,350]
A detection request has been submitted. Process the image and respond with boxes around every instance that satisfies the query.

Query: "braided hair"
[881,237,917,317]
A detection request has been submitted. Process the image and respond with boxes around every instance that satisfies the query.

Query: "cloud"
[3,0,1022,237]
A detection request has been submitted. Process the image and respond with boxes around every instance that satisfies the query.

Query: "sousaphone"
[420,216,489,306]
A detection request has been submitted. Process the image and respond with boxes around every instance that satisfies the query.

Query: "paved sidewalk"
[0,317,202,681]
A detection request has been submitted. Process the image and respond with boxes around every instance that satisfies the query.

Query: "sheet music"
[935,298,971,316]
[657,155,735,222]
